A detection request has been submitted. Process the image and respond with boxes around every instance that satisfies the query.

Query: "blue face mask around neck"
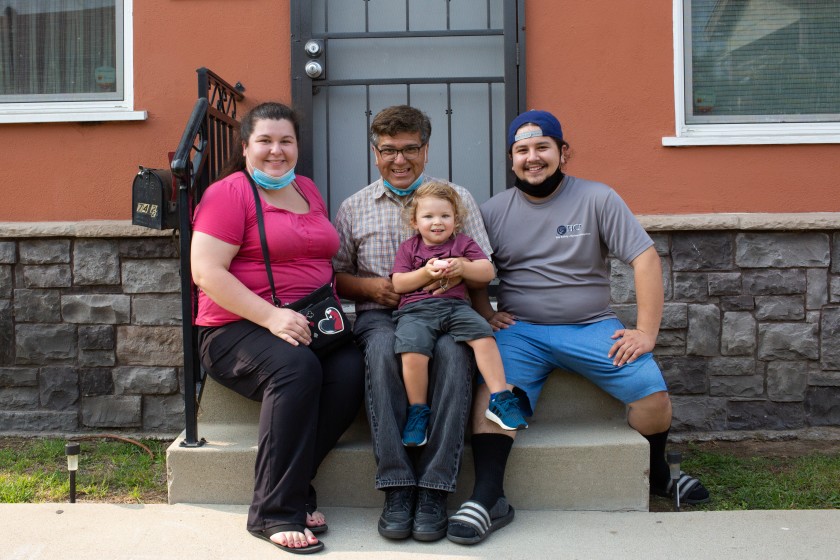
[383,174,424,197]
[251,166,296,190]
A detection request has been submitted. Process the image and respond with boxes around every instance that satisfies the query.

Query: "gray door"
[291,0,525,217]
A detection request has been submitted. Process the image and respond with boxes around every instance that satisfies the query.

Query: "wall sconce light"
[65,442,80,503]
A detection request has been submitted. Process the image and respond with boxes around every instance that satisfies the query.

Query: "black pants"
[199,320,365,531]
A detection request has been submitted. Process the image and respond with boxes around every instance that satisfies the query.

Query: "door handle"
[305,61,324,79]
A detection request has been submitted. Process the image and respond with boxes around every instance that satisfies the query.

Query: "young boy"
[391,182,528,446]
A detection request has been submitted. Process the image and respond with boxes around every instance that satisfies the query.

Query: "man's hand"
[367,277,401,308]
[487,310,516,331]
[608,328,656,367]
[423,274,462,295]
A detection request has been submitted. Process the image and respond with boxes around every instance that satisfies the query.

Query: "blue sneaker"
[403,404,431,446]
[486,390,528,431]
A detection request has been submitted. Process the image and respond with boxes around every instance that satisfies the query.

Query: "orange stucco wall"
[0,0,837,221]
[0,0,292,222]
[524,0,839,214]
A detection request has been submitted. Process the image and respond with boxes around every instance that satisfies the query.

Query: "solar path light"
[666,450,682,512]
[65,442,80,503]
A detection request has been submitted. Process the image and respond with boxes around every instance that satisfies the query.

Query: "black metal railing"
[170,68,244,446]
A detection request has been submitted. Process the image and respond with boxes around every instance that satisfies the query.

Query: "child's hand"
[439,257,463,278]
[424,259,447,279]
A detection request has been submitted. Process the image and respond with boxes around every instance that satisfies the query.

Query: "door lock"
[304,39,324,57]
[305,60,324,79]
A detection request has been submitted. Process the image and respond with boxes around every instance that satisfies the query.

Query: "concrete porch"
[167,369,649,512]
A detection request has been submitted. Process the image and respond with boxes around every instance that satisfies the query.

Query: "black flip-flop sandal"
[250,524,325,555]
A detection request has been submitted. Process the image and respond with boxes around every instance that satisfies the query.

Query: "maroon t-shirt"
[391,232,489,309]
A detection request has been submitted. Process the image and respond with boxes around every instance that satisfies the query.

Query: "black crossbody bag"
[246,173,353,356]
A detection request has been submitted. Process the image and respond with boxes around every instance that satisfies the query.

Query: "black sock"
[644,429,671,489]
[469,433,514,510]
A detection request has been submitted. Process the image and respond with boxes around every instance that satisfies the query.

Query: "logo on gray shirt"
[556,223,588,238]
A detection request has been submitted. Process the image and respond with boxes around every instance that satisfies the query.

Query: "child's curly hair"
[402,181,468,234]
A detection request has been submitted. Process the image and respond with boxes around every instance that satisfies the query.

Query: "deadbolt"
[304,39,323,57]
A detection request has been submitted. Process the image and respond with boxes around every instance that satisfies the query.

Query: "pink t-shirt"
[192,172,339,326]
[392,232,489,309]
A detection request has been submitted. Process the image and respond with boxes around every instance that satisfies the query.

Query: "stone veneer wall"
[1,214,839,436]
[0,222,184,434]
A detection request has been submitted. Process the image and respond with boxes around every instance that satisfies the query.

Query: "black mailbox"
[131,167,178,230]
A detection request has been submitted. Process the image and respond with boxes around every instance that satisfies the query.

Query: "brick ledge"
[1,213,838,238]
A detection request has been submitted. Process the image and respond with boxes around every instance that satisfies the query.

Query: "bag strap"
[245,172,283,307]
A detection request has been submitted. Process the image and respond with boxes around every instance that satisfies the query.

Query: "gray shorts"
[393,298,494,357]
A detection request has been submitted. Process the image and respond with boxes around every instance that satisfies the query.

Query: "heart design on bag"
[317,307,345,335]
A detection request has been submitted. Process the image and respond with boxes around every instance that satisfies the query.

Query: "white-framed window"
[0,0,145,123]
[665,0,840,146]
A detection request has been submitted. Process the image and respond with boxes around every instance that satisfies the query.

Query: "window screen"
[0,0,122,102]
[685,0,840,124]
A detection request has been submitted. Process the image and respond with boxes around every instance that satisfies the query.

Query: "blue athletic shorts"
[492,318,668,417]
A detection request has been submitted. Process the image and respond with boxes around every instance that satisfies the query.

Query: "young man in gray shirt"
[447,110,709,545]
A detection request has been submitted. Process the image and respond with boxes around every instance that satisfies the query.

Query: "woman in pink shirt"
[191,102,363,555]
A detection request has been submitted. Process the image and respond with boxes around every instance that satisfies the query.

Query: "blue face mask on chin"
[383,174,424,197]
[251,166,296,190]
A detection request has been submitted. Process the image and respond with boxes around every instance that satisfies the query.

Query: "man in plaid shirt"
[333,105,491,543]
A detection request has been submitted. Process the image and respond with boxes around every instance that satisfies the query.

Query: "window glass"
[0,0,121,102]
[686,0,840,124]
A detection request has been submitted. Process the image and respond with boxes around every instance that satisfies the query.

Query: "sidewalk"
[2,503,838,560]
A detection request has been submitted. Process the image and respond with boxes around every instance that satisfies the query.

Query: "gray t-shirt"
[480,175,653,325]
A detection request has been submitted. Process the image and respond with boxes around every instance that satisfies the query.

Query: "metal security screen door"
[291,0,525,217]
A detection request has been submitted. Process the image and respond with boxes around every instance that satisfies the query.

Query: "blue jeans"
[354,309,474,492]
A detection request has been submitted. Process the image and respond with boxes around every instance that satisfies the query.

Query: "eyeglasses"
[375,144,424,161]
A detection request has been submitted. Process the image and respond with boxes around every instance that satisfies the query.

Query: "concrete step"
[167,370,649,511]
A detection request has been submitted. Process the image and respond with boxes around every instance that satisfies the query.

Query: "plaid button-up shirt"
[333,176,492,312]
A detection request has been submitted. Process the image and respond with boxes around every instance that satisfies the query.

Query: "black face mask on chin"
[514,165,564,198]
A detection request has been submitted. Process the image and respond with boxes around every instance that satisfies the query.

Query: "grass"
[1,437,839,510]
[649,441,840,511]
[683,446,840,510]
[0,437,168,504]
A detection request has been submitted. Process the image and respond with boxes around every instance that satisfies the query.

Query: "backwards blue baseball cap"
[506,110,563,152]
